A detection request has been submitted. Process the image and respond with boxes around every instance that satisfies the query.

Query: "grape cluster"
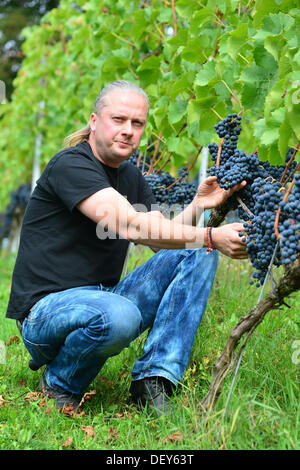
[208,113,242,170]
[143,170,196,208]
[129,149,197,209]
[214,113,242,140]
[208,113,268,190]
[278,174,300,265]
[208,112,299,286]
[242,178,283,286]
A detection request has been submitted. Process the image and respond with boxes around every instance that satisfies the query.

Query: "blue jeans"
[22,248,218,394]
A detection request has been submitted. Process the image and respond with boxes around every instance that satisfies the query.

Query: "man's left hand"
[193,176,246,210]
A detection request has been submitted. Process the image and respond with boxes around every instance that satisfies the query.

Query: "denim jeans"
[22,248,218,394]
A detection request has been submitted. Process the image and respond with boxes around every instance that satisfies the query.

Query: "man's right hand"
[211,223,248,259]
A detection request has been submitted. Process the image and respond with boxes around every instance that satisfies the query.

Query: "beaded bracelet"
[206,226,214,253]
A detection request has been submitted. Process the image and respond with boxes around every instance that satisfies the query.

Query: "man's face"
[89,89,148,168]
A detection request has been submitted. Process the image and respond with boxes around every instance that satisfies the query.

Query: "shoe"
[129,376,175,417]
[39,373,82,411]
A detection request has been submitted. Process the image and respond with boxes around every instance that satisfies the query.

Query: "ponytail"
[63,123,91,148]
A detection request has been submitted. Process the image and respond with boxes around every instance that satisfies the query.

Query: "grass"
[0,248,299,450]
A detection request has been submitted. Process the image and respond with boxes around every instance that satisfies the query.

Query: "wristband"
[206,226,214,253]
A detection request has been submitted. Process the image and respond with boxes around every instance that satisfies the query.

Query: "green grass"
[0,248,299,450]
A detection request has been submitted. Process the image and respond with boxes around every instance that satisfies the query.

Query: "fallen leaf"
[59,403,85,417]
[24,392,43,402]
[99,376,114,387]
[162,430,184,445]
[62,437,73,448]
[79,389,96,407]
[107,426,119,441]
[113,412,125,419]
[0,395,5,406]
[7,335,20,346]
[81,425,95,441]
[116,371,129,382]
[183,395,190,407]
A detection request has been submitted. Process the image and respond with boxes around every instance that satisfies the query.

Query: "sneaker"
[129,376,175,416]
[39,373,82,411]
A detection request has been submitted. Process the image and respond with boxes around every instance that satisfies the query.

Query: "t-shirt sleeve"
[47,153,111,212]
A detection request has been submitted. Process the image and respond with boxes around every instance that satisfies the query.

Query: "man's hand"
[212,223,248,259]
[193,176,246,210]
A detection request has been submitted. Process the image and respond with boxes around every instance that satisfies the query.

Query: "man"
[6,80,247,416]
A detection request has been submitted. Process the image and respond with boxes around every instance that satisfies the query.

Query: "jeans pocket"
[22,336,55,367]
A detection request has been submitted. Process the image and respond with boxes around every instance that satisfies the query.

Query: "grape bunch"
[208,112,299,286]
[129,148,197,209]
[143,170,196,208]
[278,174,300,265]
[243,175,300,286]
[242,178,283,286]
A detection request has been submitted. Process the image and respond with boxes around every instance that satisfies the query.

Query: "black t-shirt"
[6,141,156,320]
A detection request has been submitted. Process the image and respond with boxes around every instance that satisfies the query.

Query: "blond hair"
[63,80,148,148]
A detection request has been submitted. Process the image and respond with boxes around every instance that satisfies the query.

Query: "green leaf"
[287,107,300,140]
[174,0,198,19]
[253,0,284,27]
[152,96,169,128]
[264,35,284,62]
[168,100,187,124]
[187,97,216,124]
[112,47,132,60]
[137,56,161,71]
[189,8,216,33]
[278,118,294,160]
[194,61,217,87]
[293,48,300,66]
[225,23,249,60]
[278,53,293,79]
[166,29,188,51]
[264,80,287,116]
[167,136,195,155]
[253,118,266,141]
[165,72,194,100]
[199,100,227,131]
[260,107,285,146]
[181,36,210,63]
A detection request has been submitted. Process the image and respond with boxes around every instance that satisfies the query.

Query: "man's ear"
[90,112,97,132]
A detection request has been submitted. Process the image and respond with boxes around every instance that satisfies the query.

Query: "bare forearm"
[124,211,206,249]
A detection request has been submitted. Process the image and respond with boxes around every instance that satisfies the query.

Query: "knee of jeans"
[107,301,142,354]
[86,300,142,354]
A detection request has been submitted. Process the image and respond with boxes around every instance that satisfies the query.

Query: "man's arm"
[77,187,248,259]
[77,187,206,249]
